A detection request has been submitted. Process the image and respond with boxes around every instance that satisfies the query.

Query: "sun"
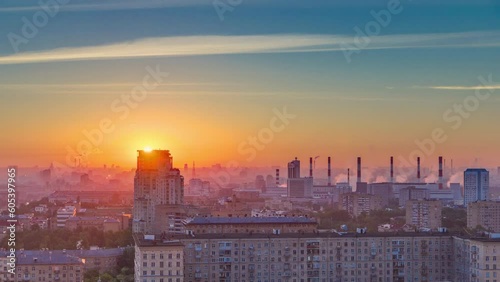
[144,146,153,152]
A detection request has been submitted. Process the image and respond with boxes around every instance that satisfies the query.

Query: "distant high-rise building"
[399,186,429,207]
[255,175,266,191]
[288,158,300,179]
[287,178,313,198]
[464,168,489,206]
[449,183,463,204]
[132,149,184,234]
[265,174,275,187]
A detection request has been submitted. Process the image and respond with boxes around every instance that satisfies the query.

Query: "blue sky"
[0,0,499,168]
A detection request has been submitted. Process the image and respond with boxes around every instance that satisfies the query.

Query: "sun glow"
[144,146,152,152]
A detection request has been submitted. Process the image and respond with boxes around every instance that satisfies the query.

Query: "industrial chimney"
[328,157,331,186]
[275,169,279,186]
[439,156,443,189]
[390,156,394,183]
[357,157,361,183]
[309,157,313,178]
[417,157,421,182]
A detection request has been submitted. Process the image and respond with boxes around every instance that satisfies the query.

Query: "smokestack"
[276,169,279,186]
[347,168,350,186]
[327,157,331,186]
[451,159,454,174]
[192,161,196,178]
[357,157,361,183]
[390,156,394,183]
[439,156,443,189]
[309,157,313,178]
[417,157,421,182]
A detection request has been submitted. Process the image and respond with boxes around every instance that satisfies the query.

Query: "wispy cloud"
[414,85,500,90]
[0,82,227,89]
[1,31,499,65]
[0,0,211,12]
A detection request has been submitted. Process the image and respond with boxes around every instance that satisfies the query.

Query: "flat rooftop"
[185,217,316,225]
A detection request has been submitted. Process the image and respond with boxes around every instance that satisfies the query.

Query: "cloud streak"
[1,31,499,65]
[421,85,500,90]
[0,0,212,12]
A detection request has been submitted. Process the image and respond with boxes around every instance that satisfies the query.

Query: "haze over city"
[2,1,500,282]
[1,0,500,169]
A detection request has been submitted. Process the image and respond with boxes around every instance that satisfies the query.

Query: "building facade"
[184,217,317,235]
[464,169,490,206]
[133,149,184,234]
[467,201,500,232]
[0,250,84,282]
[287,178,313,198]
[341,192,383,217]
[56,205,77,228]
[399,187,429,207]
[135,232,459,282]
[405,199,442,230]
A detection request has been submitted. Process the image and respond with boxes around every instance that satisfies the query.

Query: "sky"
[0,0,499,170]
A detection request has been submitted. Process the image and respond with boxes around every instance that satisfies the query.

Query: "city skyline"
[1,0,499,168]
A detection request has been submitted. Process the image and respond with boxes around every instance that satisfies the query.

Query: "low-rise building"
[65,216,121,232]
[66,248,125,274]
[56,206,77,228]
[0,250,84,282]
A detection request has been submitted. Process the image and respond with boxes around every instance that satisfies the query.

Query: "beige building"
[453,236,500,282]
[467,201,500,232]
[341,192,383,217]
[135,232,456,282]
[66,248,125,274]
[134,235,184,282]
[405,199,442,230]
[133,150,185,234]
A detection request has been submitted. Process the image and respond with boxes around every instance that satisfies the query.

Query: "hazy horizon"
[1,0,499,169]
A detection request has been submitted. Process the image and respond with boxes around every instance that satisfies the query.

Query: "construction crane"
[313,156,320,169]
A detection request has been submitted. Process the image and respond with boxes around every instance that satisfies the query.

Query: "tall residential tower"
[132,149,184,234]
[464,168,489,206]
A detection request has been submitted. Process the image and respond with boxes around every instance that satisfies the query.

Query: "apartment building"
[341,192,383,217]
[467,201,500,232]
[405,199,442,230]
[453,237,500,282]
[184,217,317,235]
[0,250,84,282]
[135,232,457,282]
[134,236,184,282]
